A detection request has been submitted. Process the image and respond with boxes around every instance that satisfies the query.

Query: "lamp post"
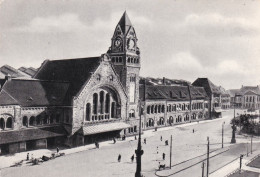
[135,100,144,177]
[201,161,205,177]
[222,121,225,148]
[206,137,209,177]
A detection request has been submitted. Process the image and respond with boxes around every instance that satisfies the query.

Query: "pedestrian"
[162,153,165,160]
[144,138,146,144]
[131,154,134,163]
[113,137,116,144]
[165,140,168,146]
[118,154,121,162]
[26,153,29,161]
[193,129,195,133]
[56,147,59,153]
[160,136,162,141]
[135,135,137,140]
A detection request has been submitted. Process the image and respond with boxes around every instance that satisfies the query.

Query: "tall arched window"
[100,91,104,114]
[169,116,174,125]
[0,118,5,130]
[162,105,165,113]
[86,103,91,121]
[151,105,154,114]
[111,102,116,118]
[155,105,158,113]
[169,105,172,112]
[29,116,35,126]
[147,106,151,114]
[158,105,161,113]
[105,93,110,113]
[23,116,28,127]
[129,109,135,118]
[36,115,41,125]
[93,93,98,114]
[6,117,12,128]
[43,115,48,124]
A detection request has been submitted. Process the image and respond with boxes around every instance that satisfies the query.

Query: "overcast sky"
[0,0,259,89]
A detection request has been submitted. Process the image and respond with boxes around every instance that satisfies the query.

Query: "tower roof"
[118,11,133,34]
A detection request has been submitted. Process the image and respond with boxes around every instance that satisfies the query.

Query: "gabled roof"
[139,84,206,101]
[240,86,260,95]
[0,65,30,78]
[227,89,242,97]
[117,11,133,34]
[192,78,221,96]
[34,57,101,103]
[0,79,70,107]
[19,67,37,77]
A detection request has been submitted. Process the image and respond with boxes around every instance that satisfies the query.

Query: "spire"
[118,11,133,34]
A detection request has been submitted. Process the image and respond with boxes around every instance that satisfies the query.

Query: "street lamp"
[222,121,225,148]
[135,100,144,177]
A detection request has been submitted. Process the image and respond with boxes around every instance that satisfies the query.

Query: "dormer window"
[96,74,101,81]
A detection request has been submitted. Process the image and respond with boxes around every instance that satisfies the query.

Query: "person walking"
[160,136,162,141]
[193,129,195,133]
[113,137,116,144]
[144,138,146,144]
[162,153,165,160]
[118,154,121,162]
[26,153,29,161]
[131,154,134,163]
[56,147,59,153]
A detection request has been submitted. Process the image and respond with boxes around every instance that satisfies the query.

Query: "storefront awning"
[83,122,131,135]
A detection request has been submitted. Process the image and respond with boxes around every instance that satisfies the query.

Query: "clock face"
[114,38,122,48]
[127,39,135,50]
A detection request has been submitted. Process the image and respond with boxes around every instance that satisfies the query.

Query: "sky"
[0,0,260,89]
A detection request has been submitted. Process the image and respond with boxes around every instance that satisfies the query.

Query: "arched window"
[151,105,154,114]
[36,115,41,125]
[158,117,164,125]
[129,109,135,118]
[192,113,197,120]
[147,106,151,114]
[169,116,174,125]
[173,104,176,112]
[6,117,12,128]
[111,102,116,118]
[148,118,154,127]
[100,91,104,114]
[105,93,110,113]
[86,103,91,121]
[169,105,172,112]
[23,116,28,127]
[43,115,48,124]
[178,115,182,123]
[93,93,98,114]
[50,114,54,124]
[0,118,5,130]
[158,105,161,113]
[155,105,158,113]
[162,105,165,113]
[29,116,35,126]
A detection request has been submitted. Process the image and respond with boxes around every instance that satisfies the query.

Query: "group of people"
[117,154,135,163]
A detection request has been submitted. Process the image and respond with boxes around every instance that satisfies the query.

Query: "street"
[2,109,258,177]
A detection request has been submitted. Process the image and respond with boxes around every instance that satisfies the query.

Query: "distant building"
[228,86,260,110]
[219,86,230,109]
[0,65,37,79]
[192,78,222,118]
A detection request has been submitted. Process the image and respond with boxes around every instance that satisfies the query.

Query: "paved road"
[2,109,256,177]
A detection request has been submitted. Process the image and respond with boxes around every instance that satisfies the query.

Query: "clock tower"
[107,11,141,119]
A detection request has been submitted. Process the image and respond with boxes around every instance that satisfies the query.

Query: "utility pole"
[247,142,249,157]
[170,135,172,169]
[206,137,209,177]
[251,135,253,154]
[222,122,225,148]
[201,161,205,177]
[135,100,144,177]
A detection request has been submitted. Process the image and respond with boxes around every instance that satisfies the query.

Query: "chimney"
[163,77,166,85]
[5,74,12,81]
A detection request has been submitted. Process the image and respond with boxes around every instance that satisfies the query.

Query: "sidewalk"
[210,150,260,177]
